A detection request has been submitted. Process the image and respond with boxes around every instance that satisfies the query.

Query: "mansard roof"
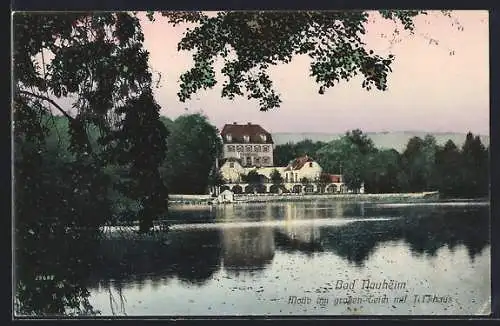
[221,122,274,144]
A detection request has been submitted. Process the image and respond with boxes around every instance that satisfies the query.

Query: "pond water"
[87,200,490,316]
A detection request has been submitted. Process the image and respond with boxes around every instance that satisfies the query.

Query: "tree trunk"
[138,207,153,233]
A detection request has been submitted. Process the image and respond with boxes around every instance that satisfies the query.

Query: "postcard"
[12,10,490,317]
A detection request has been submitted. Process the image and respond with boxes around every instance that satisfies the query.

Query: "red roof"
[327,174,342,183]
[285,155,314,171]
[220,123,273,144]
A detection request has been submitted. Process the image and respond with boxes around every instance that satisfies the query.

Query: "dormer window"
[243,135,250,143]
[226,134,232,142]
[260,134,267,142]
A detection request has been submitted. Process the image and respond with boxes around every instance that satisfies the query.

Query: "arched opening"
[232,185,243,194]
[326,184,337,193]
[292,185,302,193]
[244,185,254,194]
[220,185,230,192]
[304,184,314,193]
[281,185,290,193]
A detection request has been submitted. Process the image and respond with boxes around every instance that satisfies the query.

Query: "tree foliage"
[274,139,326,166]
[270,169,284,185]
[12,10,478,315]
[243,170,266,185]
[315,129,375,191]
[160,113,222,195]
[14,12,168,234]
[153,10,440,111]
[364,149,401,193]
[275,130,489,197]
[459,133,489,197]
[13,12,168,315]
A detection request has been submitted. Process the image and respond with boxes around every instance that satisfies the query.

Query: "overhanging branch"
[17,89,100,160]
[17,90,74,121]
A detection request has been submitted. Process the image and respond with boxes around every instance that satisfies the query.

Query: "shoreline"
[231,191,440,203]
[169,191,441,205]
[98,194,490,239]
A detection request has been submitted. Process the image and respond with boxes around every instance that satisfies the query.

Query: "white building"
[220,122,274,167]
[217,189,235,203]
[283,155,322,183]
[217,122,364,195]
[219,155,361,194]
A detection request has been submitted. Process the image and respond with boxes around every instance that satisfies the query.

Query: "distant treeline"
[274,129,489,198]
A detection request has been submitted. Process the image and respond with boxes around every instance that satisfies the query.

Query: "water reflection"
[14,228,101,316]
[167,205,217,223]
[222,226,275,275]
[89,229,222,288]
[273,203,323,255]
[88,201,490,287]
[15,201,490,316]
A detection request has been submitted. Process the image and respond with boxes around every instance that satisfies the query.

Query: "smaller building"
[217,189,234,203]
[283,155,322,183]
[218,154,363,194]
[219,158,246,183]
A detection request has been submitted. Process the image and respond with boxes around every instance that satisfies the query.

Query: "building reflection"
[221,225,275,275]
[87,203,490,289]
[215,204,236,221]
[220,205,275,275]
[81,203,490,294]
[279,202,321,246]
[271,202,324,255]
[16,201,490,317]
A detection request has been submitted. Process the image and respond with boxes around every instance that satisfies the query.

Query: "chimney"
[233,122,237,125]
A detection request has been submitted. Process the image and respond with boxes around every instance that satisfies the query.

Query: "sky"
[140,11,489,135]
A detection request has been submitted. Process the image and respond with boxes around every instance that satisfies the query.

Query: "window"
[229,162,234,168]
[254,145,261,152]
[227,145,235,152]
[243,135,250,143]
[262,157,270,164]
[263,145,269,152]
[260,134,267,142]
[226,134,232,142]
[245,145,252,152]
[255,157,260,165]
[309,162,313,167]
[246,157,252,166]
[236,145,243,152]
